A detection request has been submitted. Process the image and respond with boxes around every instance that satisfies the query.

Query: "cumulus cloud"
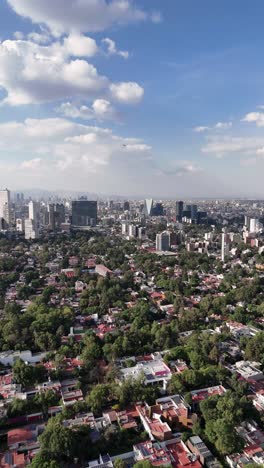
[242,112,264,127]
[0,37,143,106]
[0,37,107,105]
[194,121,232,132]
[0,117,151,175]
[110,81,144,104]
[57,99,118,121]
[102,38,129,59]
[7,0,159,35]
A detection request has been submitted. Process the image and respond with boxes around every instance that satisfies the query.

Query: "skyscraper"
[27,201,39,238]
[25,219,39,240]
[143,199,153,217]
[0,189,11,227]
[123,201,130,211]
[28,201,38,221]
[72,200,97,227]
[221,228,231,262]
[156,231,170,251]
[175,201,183,221]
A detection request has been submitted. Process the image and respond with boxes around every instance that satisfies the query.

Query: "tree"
[13,360,46,388]
[86,384,115,414]
[133,462,153,468]
[39,416,75,462]
[214,420,244,455]
[114,458,127,468]
[29,453,60,468]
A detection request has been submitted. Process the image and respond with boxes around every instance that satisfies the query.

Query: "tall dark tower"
[175,201,183,221]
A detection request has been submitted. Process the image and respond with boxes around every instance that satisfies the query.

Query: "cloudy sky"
[0,0,264,197]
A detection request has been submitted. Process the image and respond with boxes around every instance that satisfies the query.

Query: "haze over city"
[0,0,264,196]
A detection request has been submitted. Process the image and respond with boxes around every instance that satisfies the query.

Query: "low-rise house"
[0,350,46,367]
[191,385,226,405]
[119,353,172,390]
[187,435,220,467]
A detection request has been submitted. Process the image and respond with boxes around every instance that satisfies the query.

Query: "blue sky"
[0,0,264,197]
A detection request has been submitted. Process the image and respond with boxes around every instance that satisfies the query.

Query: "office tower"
[128,224,138,238]
[16,218,24,232]
[47,204,55,230]
[25,219,39,240]
[244,216,250,229]
[72,200,97,227]
[121,221,129,236]
[221,229,231,262]
[0,189,11,227]
[47,203,65,230]
[156,231,170,251]
[28,201,38,221]
[143,199,153,217]
[190,204,198,220]
[249,218,260,234]
[138,227,146,239]
[123,201,130,211]
[175,201,183,221]
[152,202,164,216]
[186,204,198,221]
[197,211,208,224]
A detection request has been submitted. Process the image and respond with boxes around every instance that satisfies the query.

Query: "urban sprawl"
[0,189,264,468]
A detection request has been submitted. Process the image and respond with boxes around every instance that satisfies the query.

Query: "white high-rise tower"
[0,189,11,227]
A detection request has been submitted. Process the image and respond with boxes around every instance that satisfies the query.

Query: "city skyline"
[1,1,264,196]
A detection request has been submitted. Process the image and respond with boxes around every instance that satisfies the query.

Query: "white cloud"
[110,81,144,104]
[202,135,264,156]
[21,157,43,169]
[0,37,108,105]
[242,112,264,127]
[194,122,232,132]
[123,143,151,152]
[194,126,210,133]
[0,37,144,107]
[102,38,129,59]
[64,34,98,57]
[0,117,152,176]
[57,99,117,121]
[7,0,159,35]
[161,161,202,176]
[256,147,264,155]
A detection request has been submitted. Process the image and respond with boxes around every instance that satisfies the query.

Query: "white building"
[119,353,172,390]
[25,218,39,240]
[0,350,46,366]
[28,200,39,221]
[0,188,11,227]
[16,218,24,232]
[249,218,262,234]
[156,231,170,252]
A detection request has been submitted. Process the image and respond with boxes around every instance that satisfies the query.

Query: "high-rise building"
[16,218,24,232]
[249,218,261,234]
[25,219,39,240]
[72,200,97,227]
[221,229,231,262]
[0,189,11,227]
[152,202,164,216]
[143,199,153,217]
[123,201,130,211]
[176,201,184,221]
[156,231,170,251]
[28,201,38,221]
